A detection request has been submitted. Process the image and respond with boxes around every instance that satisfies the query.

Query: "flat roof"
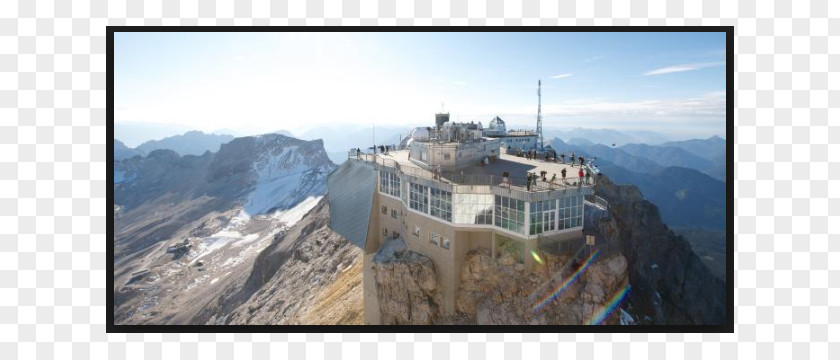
[370,149,593,192]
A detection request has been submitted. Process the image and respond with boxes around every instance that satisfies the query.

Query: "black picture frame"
[107,26,734,334]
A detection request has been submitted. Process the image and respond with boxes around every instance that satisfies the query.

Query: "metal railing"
[584,194,609,210]
[347,149,594,192]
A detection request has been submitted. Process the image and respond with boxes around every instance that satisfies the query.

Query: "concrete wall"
[409,140,500,172]
[402,206,458,315]
[363,191,382,325]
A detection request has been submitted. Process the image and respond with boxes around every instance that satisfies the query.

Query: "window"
[383,227,388,236]
[441,237,450,250]
[382,205,387,214]
[379,171,401,198]
[430,188,452,222]
[529,200,557,235]
[452,193,493,225]
[391,209,398,219]
[409,183,429,213]
[494,195,525,234]
[443,153,451,160]
[559,195,584,230]
[413,225,421,237]
[430,232,439,246]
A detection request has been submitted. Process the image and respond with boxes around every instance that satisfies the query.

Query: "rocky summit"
[113,133,362,325]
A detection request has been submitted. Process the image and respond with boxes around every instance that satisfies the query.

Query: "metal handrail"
[347,149,594,192]
[584,194,609,210]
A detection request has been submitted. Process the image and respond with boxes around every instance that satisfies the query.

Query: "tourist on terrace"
[526,173,532,191]
[578,168,584,187]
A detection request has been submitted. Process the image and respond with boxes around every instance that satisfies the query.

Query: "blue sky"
[115,31,726,143]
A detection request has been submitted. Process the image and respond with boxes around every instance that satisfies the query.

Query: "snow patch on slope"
[272,195,323,225]
[243,145,330,215]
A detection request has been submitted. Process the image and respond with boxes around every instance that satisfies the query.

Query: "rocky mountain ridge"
[113,133,342,325]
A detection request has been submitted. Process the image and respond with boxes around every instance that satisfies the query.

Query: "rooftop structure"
[482,116,540,152]
[329,113,598,325]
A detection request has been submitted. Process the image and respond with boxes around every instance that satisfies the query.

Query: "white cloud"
[550,73,573,79]
[643,61,725,76]
[582,55,604,63]
[488,91,726,119]
[432,78,467,86]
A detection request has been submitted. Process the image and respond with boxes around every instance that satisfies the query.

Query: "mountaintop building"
[328,112,600,324]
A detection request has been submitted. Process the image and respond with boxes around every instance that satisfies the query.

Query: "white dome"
[409,127,429,140]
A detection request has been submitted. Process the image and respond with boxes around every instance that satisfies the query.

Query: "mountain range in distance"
[114,128,727,231]
[549,136,727,230]
[114,130,235,159]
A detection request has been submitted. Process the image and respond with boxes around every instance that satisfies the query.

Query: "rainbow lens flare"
[585,284,631,325]
[531,249,599,313]
[531,250,544,265]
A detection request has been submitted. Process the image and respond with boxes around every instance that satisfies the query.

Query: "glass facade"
[409,183,428,213]
[494,195,525,234]
[430,188,452,222]
[529,199,557,235]
[452,193,494,225]
[379,171,401,197]
[559,195,584,230]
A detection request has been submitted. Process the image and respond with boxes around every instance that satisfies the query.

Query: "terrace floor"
[371,149,593,191]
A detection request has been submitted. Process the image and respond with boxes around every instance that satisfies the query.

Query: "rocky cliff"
[113,133,350,325]
[194,196,364,325]
[456,249,628,325]
[371,242,443,325]
[370,246,628,326]
[592,175,726,325]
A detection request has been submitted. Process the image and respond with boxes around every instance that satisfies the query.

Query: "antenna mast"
[536,79,544,150]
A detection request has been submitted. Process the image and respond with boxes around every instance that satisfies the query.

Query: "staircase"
[584,194,609,211]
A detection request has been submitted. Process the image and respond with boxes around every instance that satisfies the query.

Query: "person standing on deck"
[578,168,584,187]
[550,173,557,189]
[561,167,567,183]
[526,173,532,191]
